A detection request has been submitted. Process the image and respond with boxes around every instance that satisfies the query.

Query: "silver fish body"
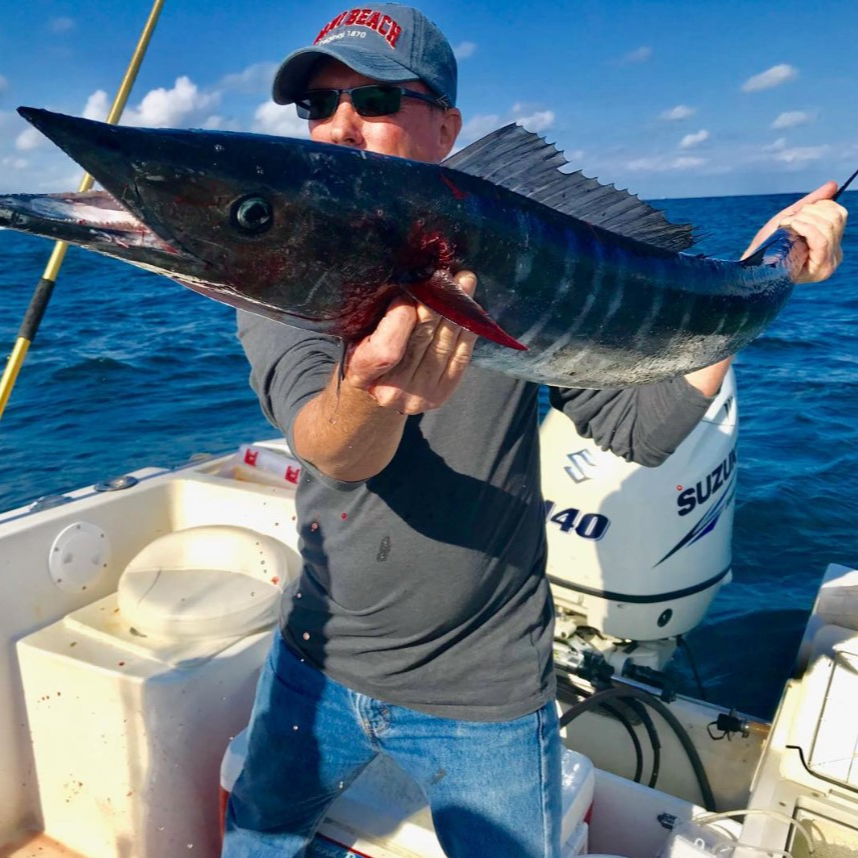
[0,108,806,387]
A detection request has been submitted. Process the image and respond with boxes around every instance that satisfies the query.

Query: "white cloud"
[2,156,29,169]
[202,115,225,130]
[83,90,110,121]
[512,108,555,133]
[252,101,310,138]
[774,145,827,165]
[219,62,280,94]
[680,129,709,149]
[16,127,44,151]
[622,46,652,65]
[765,137,788,151]
[200,114,241,131]
[454,41,477,60]
[741,64,798,93]
[83,77,229,129]
[459,104,555,144]
[673,156,705,169]
[772,110,813,129]
[49,16,75,33]
[460,113,502,143]
[123,76,221,127]
[661,105,696,121]
[626,155,706,172]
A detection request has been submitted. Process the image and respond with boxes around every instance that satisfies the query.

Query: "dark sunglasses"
[295,85,447,121]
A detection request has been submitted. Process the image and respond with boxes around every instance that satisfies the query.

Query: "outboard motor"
[541,369,738,680]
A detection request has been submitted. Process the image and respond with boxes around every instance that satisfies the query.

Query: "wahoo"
[0,108,842,387]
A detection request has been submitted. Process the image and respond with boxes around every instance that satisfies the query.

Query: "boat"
[2,364,857,858]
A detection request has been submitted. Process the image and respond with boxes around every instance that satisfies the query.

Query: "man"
[225,5,847,857]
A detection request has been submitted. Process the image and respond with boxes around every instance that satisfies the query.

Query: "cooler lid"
[118,526,294,640]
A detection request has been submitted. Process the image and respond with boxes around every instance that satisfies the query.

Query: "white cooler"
[17,525,299,858]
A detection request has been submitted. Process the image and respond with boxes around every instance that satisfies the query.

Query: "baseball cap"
[272,5,457,108]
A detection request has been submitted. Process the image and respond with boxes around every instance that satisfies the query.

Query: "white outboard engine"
[541,369,738,680]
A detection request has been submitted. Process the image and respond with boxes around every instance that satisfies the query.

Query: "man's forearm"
[682,186,848,401]
[293,373,408,482]
[684,357,732,397]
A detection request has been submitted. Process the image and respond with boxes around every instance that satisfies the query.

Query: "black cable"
[598,701,644,783]
[558,684,717,811]
[625,698,661,789]
[558,676,644,783]
[677,634,708,701]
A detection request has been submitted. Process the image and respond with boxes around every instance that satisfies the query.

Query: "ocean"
[1,190,856,719]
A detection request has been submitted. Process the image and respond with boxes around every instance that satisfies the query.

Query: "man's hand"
[292,271,480,481]
[345,271,479,414]
[742,181,847,283]
[687,183,847,398]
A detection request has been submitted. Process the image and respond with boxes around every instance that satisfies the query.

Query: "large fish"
[0,106,825,386]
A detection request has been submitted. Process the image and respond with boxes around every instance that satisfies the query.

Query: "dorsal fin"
[443,124,696,252]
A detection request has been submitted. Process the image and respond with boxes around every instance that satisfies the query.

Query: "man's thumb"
[796,180,839,207]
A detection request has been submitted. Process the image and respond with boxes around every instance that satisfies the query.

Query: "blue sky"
[1,0,856,199]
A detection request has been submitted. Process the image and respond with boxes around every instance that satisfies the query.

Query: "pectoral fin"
[401,270,527,351]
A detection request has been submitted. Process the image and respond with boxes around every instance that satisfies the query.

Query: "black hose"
[599,701,644,783]
[559,678,644,783]
[625,698,661,789]
[559,685,717,811]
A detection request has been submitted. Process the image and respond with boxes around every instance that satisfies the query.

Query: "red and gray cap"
[272,4,458,108]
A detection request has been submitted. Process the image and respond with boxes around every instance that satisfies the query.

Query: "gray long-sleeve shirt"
[238,310,713,721]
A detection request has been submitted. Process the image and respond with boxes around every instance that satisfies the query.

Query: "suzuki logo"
[564,449,597,483]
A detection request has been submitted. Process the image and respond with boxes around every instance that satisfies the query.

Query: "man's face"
[305,60,461,163]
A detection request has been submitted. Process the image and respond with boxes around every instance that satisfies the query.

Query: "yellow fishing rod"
[0,0,166,425]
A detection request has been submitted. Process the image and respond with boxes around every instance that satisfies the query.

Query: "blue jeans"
[224,632,562,857]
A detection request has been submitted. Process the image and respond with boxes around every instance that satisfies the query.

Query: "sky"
[0,0,856,200]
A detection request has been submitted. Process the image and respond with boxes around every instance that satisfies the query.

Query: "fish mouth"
[16,107,192,248]
[1,108,220,283]
[0,187,210,281]
[0,190,169,251]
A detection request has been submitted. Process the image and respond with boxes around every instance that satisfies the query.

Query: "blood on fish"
[440,172,467,200]
[3,110,821,388]
[411,228,456,269]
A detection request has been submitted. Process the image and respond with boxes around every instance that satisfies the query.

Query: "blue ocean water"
[1,190,856,718]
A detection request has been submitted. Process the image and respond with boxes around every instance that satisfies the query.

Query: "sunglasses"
[295,85,447,121]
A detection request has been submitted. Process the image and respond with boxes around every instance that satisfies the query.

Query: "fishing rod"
[0,0,166,426]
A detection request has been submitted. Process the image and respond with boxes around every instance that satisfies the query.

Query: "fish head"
[14,108,400,331]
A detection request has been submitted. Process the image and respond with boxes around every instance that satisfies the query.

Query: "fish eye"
[231,195,273,235]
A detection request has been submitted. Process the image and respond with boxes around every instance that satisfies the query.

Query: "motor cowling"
[541,369,738,642]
